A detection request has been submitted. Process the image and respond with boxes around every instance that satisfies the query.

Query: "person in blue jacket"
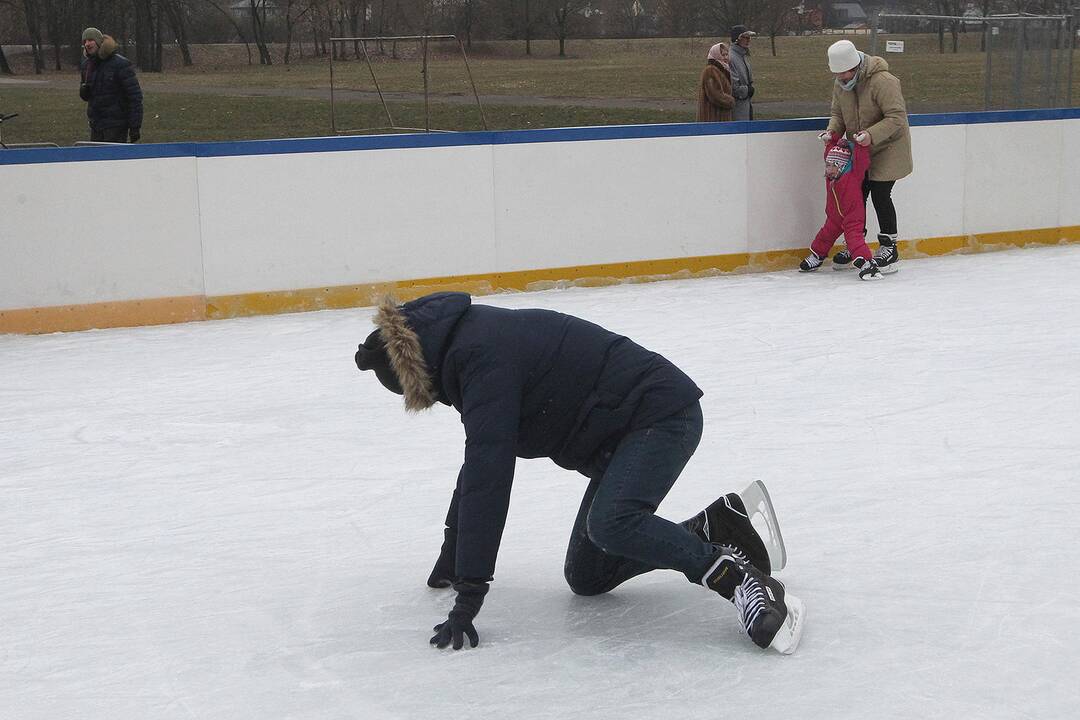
[354,292,804,654]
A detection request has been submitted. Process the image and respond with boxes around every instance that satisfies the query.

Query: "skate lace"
[733,574,767,633]
[720,544,750,567]
[804,253,823,268]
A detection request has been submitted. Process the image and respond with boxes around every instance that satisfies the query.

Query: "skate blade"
[739,481,787,571]
[831,263,855,271]
[769,593,805,655]
[858,271,885,281]
[879,261,900,275]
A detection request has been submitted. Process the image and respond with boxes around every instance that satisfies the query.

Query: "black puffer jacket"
[366,292,703,580]
[79,35,143,131]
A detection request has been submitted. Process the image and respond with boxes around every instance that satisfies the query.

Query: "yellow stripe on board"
[3,226,1078,335]
[0,296,206,335]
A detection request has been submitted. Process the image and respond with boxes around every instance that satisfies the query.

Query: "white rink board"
[1,112,1077,314]
[492,134,749,270]
[962,120,1064,236]
[0,157,203,308]
[195,145,498,296]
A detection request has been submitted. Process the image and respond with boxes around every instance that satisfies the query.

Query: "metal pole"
[329,46,337,133]
[457,36,488,130]
[1015,20,1025,107]
[1044,21,1054,107]
[870,11,879,56]
[1068,14,1075,108]
[422,34,430,133]
[984,22,994,110]
[360,39,396,129]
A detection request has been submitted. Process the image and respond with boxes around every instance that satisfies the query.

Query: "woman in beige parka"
[821,40,912,273]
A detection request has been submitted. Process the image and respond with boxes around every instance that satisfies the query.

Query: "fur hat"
[82,27,104,44]
[355,329,404,397]
[730,25,755,42]
[828,40,862,73]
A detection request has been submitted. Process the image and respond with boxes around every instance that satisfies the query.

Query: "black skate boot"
[799,251,824,273]
[853,256,884,281]
[873,233,900,274]
[831,247,853,270]
[701,553,805,654]
[684,493,773,575]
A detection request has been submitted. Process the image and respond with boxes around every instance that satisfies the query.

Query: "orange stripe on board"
[0,296,206,335]
[3,226,1078,334]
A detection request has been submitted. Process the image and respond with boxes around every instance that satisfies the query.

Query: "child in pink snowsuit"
[799,132,881,279]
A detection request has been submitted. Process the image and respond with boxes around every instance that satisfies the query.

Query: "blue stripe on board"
[0,142,197,166]
[2,107,1078,165]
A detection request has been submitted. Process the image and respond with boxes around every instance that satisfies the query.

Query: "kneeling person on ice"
[800,133,883,280]
[353,292,805,654]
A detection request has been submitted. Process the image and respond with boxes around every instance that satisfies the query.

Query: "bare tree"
[757,0,793,56]
[22,0,46,73]
[201,0,254,64]
[163,0,195,66]
[247,0,274,64]
[283,0,314,63]
[549,0,584,56]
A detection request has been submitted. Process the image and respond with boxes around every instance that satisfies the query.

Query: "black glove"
[129,127,141,143]
[426,526,456,588]
[747,84,755,99]
[430,580,489,650]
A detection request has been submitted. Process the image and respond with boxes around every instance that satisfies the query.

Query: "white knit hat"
[828,40,862,73]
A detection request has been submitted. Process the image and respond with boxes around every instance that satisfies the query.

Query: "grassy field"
[1,34,1075,145]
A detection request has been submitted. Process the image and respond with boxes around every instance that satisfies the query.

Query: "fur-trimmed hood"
[94,35,118,60]
[369,292,472,411]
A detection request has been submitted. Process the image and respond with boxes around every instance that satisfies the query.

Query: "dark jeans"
[90,126,129,143]
[862,178,898,236]
[563,402,715,596]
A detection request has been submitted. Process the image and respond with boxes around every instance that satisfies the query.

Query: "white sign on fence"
[885,40,905,53]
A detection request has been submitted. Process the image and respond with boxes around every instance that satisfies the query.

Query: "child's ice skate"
[799,251,825,272]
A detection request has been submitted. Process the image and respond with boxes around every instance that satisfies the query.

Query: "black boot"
[873,233,900,273]
[683,493,772,575]
[701,553,804,654]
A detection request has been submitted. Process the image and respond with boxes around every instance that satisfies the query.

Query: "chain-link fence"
[871,13,1075,111]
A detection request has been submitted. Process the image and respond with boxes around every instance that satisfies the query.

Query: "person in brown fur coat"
[697,42,735,123]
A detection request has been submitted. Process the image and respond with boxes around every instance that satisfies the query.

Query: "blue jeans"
[563,402,715,595]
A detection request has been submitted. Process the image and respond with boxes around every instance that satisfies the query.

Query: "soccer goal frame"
[328,34,488,135]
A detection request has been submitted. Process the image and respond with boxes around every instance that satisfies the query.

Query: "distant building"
[832,2,868,28]
[229,1,283,19]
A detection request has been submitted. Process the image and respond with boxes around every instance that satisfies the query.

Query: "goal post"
[328,34,488,135]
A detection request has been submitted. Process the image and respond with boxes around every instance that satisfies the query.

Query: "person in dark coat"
[79,27,143,143]
[354,292,805,654]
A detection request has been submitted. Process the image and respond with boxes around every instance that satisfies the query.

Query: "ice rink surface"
[3,246,1079,719]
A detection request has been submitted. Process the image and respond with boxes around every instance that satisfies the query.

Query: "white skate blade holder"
[740,480,787,572]
[770,592,805,655]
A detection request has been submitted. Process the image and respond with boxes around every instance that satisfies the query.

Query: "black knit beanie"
[355,329,404,395]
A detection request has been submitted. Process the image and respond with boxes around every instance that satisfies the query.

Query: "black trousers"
[90,126,129,143]
[861,178,898,236]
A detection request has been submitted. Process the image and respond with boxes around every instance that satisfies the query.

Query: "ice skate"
[684,480,787,574]
[799,251,825,273]
[701,553,805,654]
[873,233,901,274]
[853,256,884,281]
[831,247,854,270]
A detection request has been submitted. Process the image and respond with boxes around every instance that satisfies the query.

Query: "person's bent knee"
[585,507,643,558]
